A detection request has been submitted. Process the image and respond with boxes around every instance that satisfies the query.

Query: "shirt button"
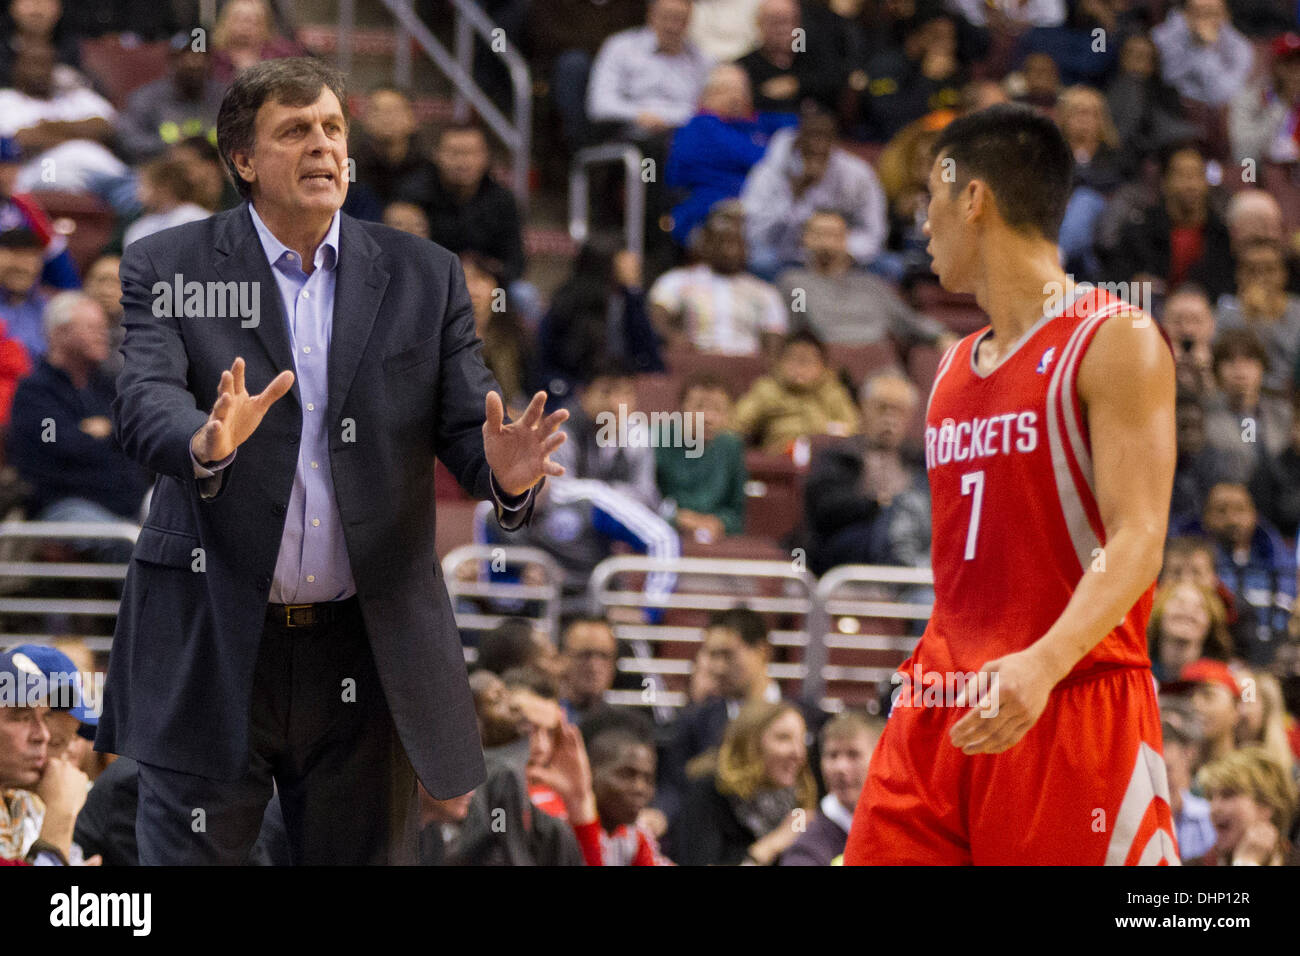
[311,518,320,527]
[306,403,315,411]
[303,346,311,353]
[311,461,319,469]
[306,574,316,583]
[301,290,310,299]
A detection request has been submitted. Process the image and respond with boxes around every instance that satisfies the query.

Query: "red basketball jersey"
[915,286,1157,681]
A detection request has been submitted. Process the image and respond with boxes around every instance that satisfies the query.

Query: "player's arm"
[950,311,1175,755]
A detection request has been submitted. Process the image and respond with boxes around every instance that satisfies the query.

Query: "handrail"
[569,143,646,257]
[441,543,563,640]
[339,0,533,203]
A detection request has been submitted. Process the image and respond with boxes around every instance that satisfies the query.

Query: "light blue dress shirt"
[191,204,530,606]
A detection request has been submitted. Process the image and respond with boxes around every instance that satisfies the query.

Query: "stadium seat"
[743,450,805,543]
[664,346,768,398]
[909,283,988,335]
[28,191,114,276]
[78,36,172,110]
[827,342,902,387]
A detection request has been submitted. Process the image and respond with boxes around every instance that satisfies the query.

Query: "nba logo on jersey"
[1035,347,1056,374]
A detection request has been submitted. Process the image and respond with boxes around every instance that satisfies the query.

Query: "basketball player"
[845,105,1180,865]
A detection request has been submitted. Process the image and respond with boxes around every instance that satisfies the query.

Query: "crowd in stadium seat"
[1,0,1300,865]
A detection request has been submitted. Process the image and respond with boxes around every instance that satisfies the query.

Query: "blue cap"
[0,137,22,163]
[1,644,98,733]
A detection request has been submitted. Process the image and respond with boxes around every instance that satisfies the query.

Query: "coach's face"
[236,86,349,220]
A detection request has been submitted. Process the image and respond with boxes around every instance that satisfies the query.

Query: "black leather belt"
[266,596,360,628]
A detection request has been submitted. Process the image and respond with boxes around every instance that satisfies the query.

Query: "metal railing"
[441,544,563,657]
[0,522,139,651]
[569,143,647,257]
[339,0,533,203]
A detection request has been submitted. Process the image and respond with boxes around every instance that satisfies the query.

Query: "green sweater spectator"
[655,430,748,539]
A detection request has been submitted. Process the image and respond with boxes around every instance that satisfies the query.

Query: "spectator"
[476,617,563,684]
[846,9,965,143]
[1151,0,1255,108]
[649,202,789,355]
[1161,534,1262,659]
[1216,238,1300,394]
[1235,670,1296,779]
[948,0,1065,30]
[586,0,714,140]
[0,0,81,85]
[1172,390,1236,522]
[1202,328,1291,485]
[121,156,210,249]
[1229,32,1300,168]
[777,207,954,349]
[1250,393,1300,537]
[1107,141,1236,302]
[1055,84,1127,277]
[1105,31,1196,163]
[803,369,925,573]
[1147,581,1234,683]
[168,134,238,212]
[655,373,748,542]
[1179,482,1297,662]
[557,615,620,724]
[781,711,882,865]
[0,136,79,288]
[1225,187,1288,257]
[1189,746,1296,865]
[1010,0,1125,87]
[1162,712,1217,861]
[118,31,224,163]
[0,312,28,426]
[1163,284,1219,400]
[872,110,955,285]
[741,105,888,277]
[532,712,672,865]
[350,87,435,209]
[397,121,526,285]
[1181,657,1246,766]
[0,226,46,360]
[738,0,843,114]
[0,42,127,194]
[460,251,530,410]
[210,0,304,85]
[664,64,799,248]
[381,200,429,239]
[417,788,472,866]
[510,364,680,611]
[669,700,816,865]
[82,254,122,377]
[0,646,91,865]
[1010,52,1061,113]
[9,292,151,555]
[688,0,764,61]
[733,328,860,453]
[532,239,663,401]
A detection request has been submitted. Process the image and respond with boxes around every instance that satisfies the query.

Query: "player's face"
[237,88,349,220]
[821,731,875,809]
[923,153,975,293]
[759,710,807,790]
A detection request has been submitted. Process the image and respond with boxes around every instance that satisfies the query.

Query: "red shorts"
[844,665,1180,865]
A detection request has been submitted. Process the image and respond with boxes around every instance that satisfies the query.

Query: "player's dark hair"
[931,103,1074,239]
[706,606,770,648]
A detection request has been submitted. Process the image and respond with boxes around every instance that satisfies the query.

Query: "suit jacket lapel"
[212,205,301,412]
[329,214,390,418]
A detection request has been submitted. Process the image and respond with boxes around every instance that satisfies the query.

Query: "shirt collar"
[247,201,340,273]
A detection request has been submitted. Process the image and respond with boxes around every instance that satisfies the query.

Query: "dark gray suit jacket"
[96,204,534,797]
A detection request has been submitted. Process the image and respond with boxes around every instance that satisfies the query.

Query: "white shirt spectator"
[741,127,888,269]
[688,0,764,61]
[123,203,213,249]
[586,26,714,129]
[1151,10,1255,108]
[946,0,1066,28]
[0,83,127,192]
[649,262,789,354]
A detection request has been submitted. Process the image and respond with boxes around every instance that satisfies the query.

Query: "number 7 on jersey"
[960,470,984,560]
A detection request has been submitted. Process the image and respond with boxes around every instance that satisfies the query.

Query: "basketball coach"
[95,58,568,864]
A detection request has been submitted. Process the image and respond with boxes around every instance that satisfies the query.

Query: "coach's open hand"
[190,357,296,463]
[483,390,568,497]
[949,647,1057,755]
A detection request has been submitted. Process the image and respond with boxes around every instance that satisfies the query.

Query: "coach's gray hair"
[43,291,96,337]
[216,57,349,201]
